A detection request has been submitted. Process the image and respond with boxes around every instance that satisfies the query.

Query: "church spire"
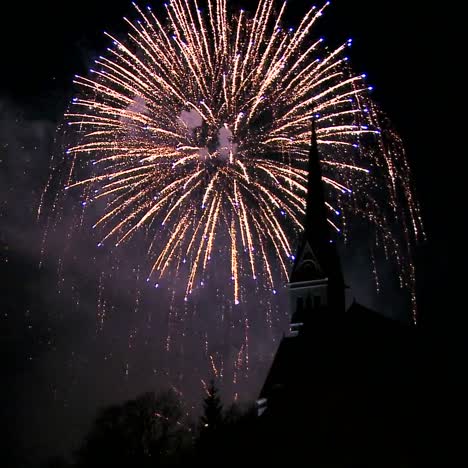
[288,117,345,320]
[290,118,332,283]
[304,117,330,247]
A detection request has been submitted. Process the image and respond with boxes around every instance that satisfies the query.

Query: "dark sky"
[0,0,456,464]
[1,0,448,308]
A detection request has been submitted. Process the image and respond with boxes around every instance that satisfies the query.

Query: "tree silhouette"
[197,380,224,459]
[75,390,192,467]
[200,380,223,433]
[41,456,71,468]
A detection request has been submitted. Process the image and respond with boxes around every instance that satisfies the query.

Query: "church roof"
[258,302,413,402]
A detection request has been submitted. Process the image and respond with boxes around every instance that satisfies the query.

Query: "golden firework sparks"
[58,0,422,322]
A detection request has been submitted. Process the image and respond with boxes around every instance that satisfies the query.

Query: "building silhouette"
[252,122,460,466]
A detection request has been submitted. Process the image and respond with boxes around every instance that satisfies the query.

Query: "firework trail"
[41,0,422,392]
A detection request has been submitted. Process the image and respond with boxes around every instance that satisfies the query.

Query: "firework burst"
[53,0,422,321]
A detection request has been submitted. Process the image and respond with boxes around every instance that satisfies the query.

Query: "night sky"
[0,0,456,464]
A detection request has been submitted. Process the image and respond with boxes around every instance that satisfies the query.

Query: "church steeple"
[256,119,356,421]
[304,118,330,250]
[288,119,345,335]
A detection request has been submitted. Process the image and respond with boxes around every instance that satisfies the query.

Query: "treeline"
[40,382,258,467]
[30,368,468,467]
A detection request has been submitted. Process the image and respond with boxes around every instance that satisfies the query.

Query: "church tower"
[288,119,345,336]
[256,120,346,417]
[254,122,419,467]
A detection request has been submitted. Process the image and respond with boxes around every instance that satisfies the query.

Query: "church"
[252,122,437,466]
